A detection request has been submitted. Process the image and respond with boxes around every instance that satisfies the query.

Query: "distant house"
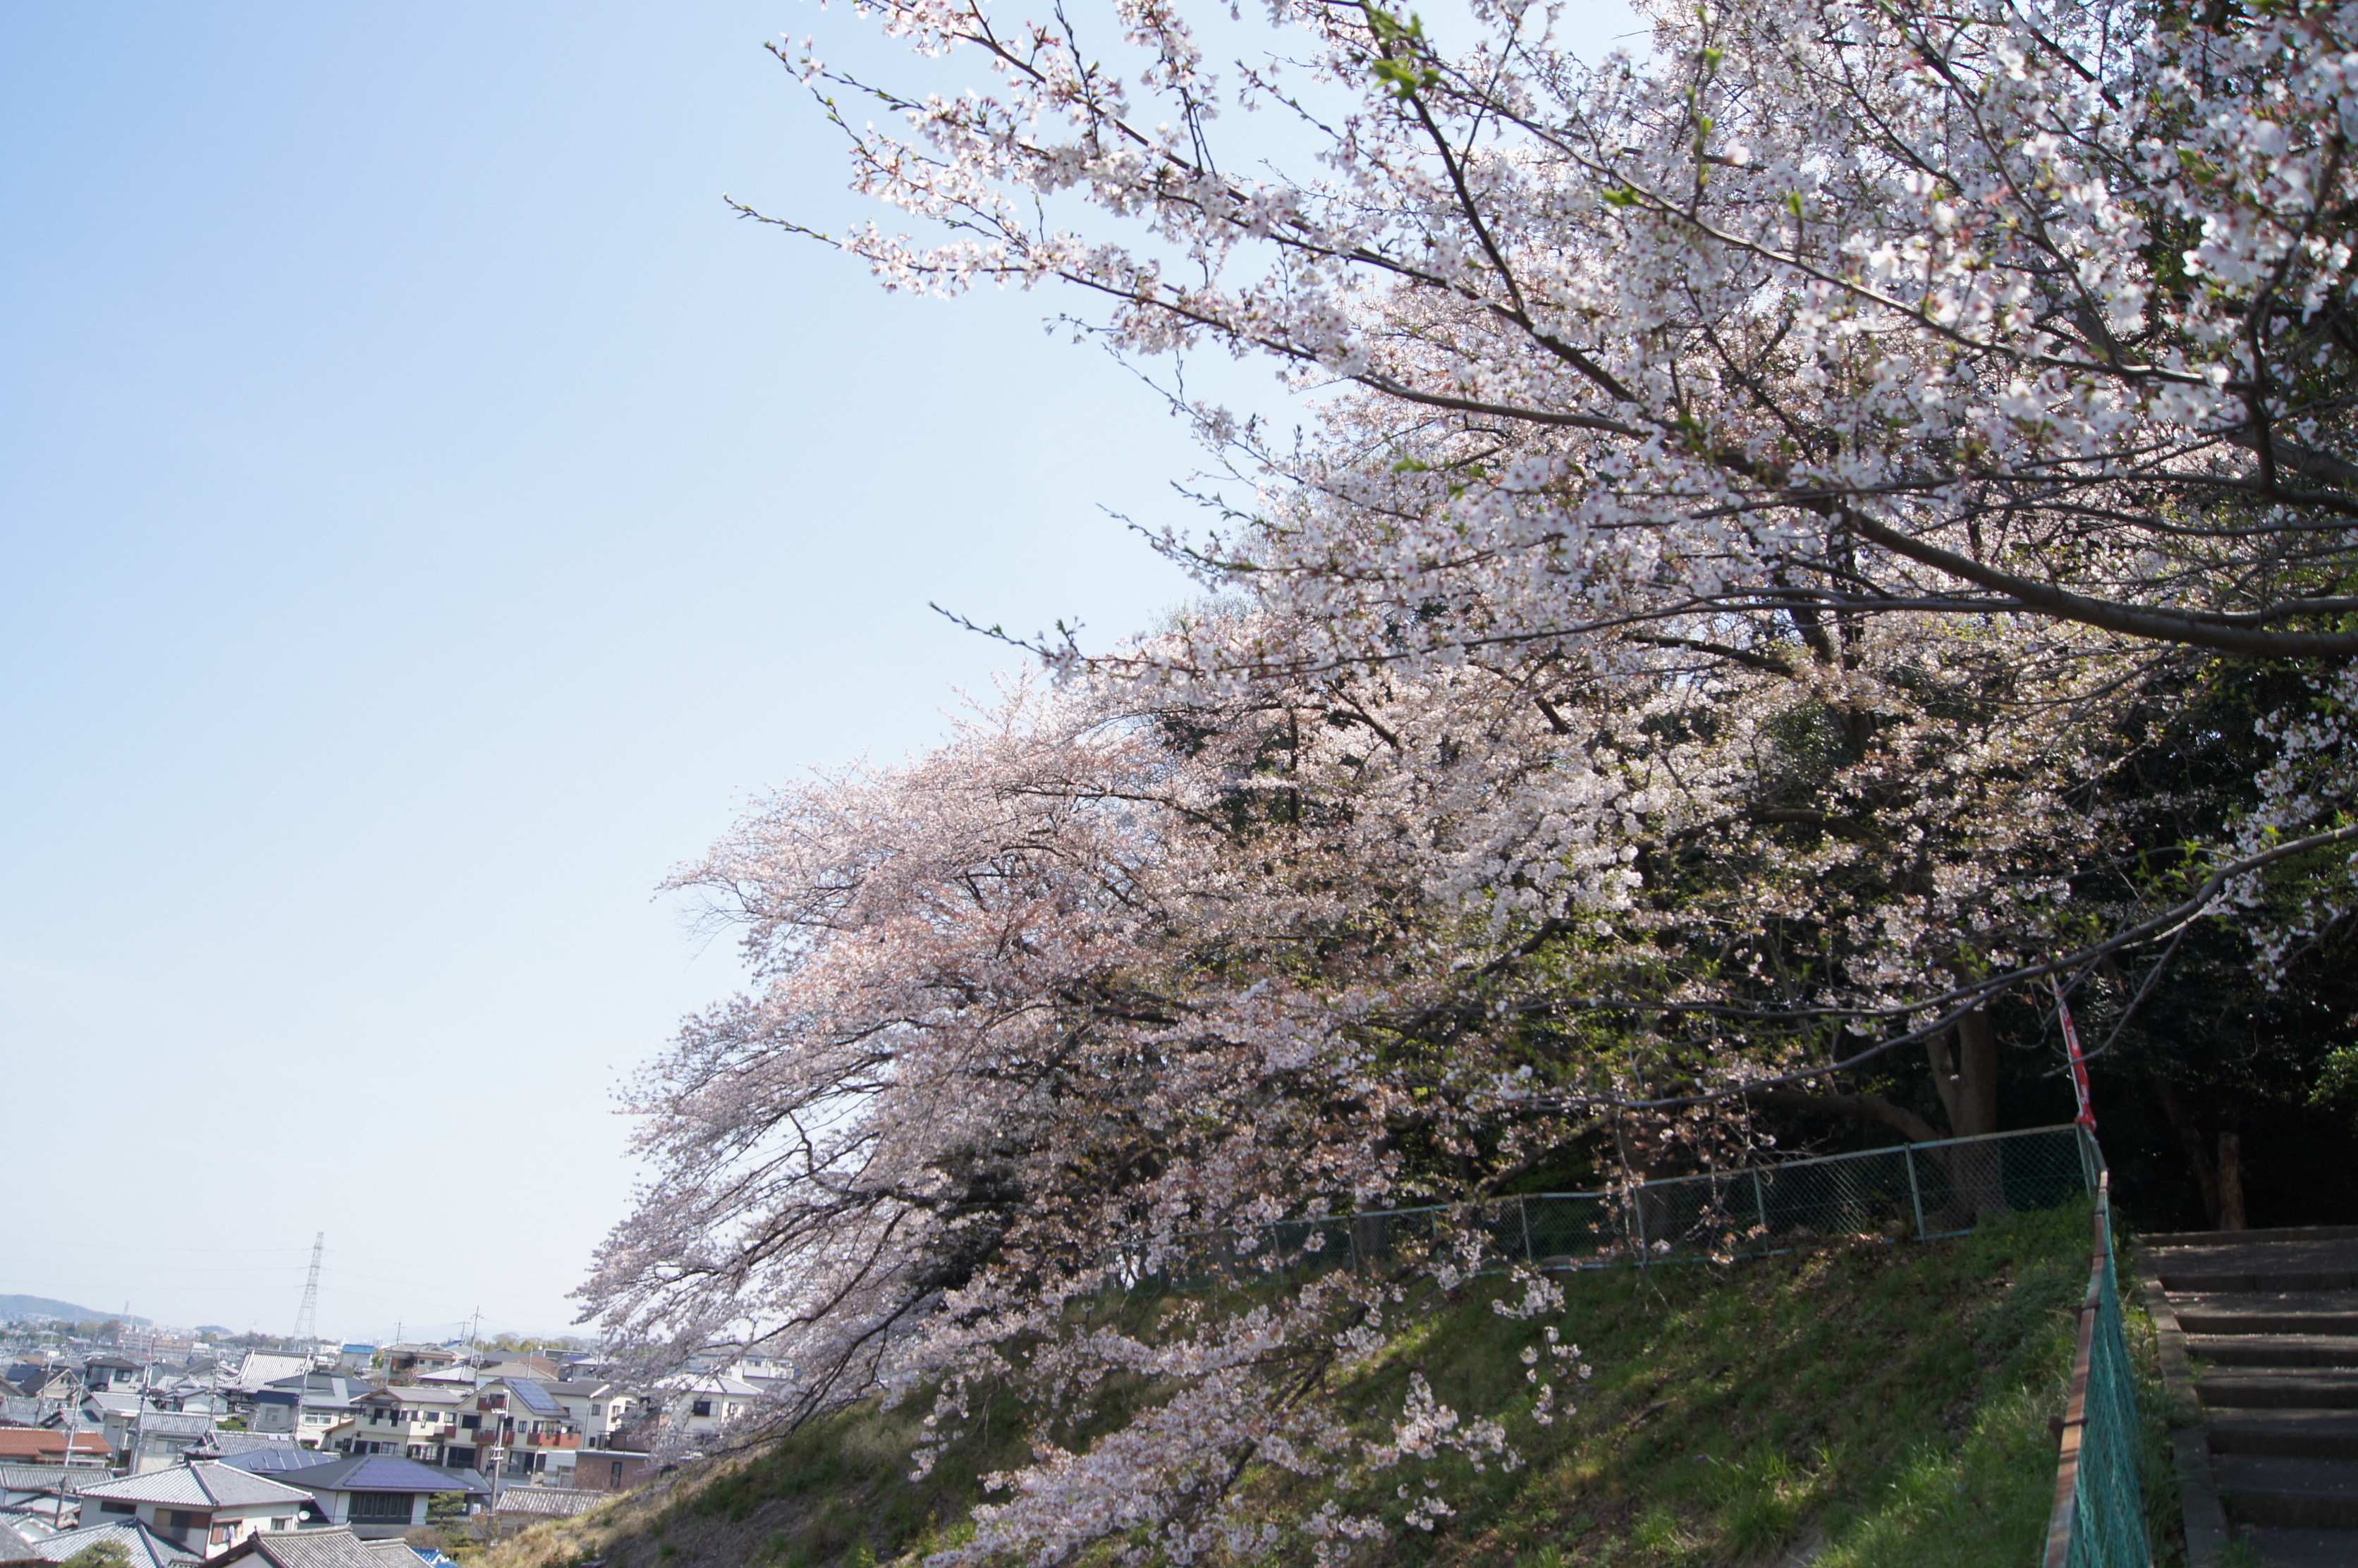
[566,1448,654,1495]
[540,1381,636,1448]
[270,1454,486,1540]
[345,1386,472,1469]
[131,1411,217,1474]
[472,1380,578,1481]
[233,1353,314,1392]
[80,1355,145,1394]
[251,1373,371,1451]
[656,1375,759,1443]
[334,1347,377,1376]
[73,1462,314,1556]
[476,1356,559,1382]
[377,1345,460,1381]
[80,1390,146,1462]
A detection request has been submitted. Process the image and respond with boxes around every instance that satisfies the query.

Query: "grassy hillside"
[484,1206,2170,1568]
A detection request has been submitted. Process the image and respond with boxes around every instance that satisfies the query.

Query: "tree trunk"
[2154,1077,2223,1229]
[1926,1022,1965,1135]
[2218,1127,2248,1232]
[1929,1006,2008,1225]
[1953,1006,2000,1137]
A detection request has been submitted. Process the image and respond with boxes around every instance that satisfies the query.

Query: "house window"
[462,1414,479,1429]
[609,1461,624,1487]
[690,1399,711,1418]
[271,1519,292,1531]
[350,1493,414,1523]
[100,1502,135,1516]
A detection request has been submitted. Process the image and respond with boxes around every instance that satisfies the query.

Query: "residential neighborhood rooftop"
[76,1461,316,1509]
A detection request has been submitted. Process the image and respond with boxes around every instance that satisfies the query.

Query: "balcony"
[519,1433,580,1449]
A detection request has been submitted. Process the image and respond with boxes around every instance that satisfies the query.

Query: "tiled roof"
[355,1385,468,1407]
[489,1486,604,1518]
[0,1464,109,1495]
[220,1447,341,1476]
[135,1413,214,1439]
[204,1431,298,1455]
[78,1462,316,1509]
[277,1454,487,1496]
[0,1432,110,1461]
[228,1527,393,1568]
[15,1521,198,1568]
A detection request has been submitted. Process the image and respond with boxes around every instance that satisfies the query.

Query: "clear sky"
[1,1,1635,1343]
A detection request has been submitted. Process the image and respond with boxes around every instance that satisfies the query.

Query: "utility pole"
[293,1232,324,1344]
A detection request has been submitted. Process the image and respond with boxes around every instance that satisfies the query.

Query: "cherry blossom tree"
[755,0,2356,1054]
[578,0,2358,1555]
[782,0,2357,651]
[582,676,1620,1559]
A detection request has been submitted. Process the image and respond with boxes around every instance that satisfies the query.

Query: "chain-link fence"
[2044,1150,2151,1568]
[1130,1124,2094,1291]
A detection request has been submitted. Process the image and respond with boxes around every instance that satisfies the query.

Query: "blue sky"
[1,0,1635,1340]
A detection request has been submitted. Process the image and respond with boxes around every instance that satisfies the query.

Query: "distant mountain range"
[0,1294,151,1327]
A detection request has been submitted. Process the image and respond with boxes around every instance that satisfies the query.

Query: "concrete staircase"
[2143,1225,2358,1568]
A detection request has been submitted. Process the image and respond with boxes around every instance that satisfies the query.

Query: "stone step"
[2239,1525,2358,1567]
[2212,1454,2358,1529]
[2146,1225,2358,1248]
[2199,1371,2358,1410]
[2189,1335,2358,1368]
[2209,1411,2358,1461]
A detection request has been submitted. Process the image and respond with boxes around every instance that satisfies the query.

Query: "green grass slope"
[485,1206,2173,1568]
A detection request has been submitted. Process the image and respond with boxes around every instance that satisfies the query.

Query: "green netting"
[1128,1125,2095,1292]
[1495,1125,2089,1268]
[2050,1153,2151,1568]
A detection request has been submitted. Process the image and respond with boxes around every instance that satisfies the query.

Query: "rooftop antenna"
[293,1232,324,1342]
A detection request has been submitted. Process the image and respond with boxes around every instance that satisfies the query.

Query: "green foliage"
[2311,1044,2358,1132]
[61,1544,133,1568]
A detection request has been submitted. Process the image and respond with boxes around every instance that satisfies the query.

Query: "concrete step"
[2146,1225,2358,1248]
[2240,1524,2358,1567]
[2151,1236,2358,1294]
[2211,1411,2358,1461]
[2189,1335,2358,1368]
[2176,1294,2358,1335]
[2212,1454,2358,1529]
[2164,1268,2358,1294]
[2199,1370,2358,1409]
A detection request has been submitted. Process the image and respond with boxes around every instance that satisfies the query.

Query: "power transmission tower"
[293,1232,324,1342]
